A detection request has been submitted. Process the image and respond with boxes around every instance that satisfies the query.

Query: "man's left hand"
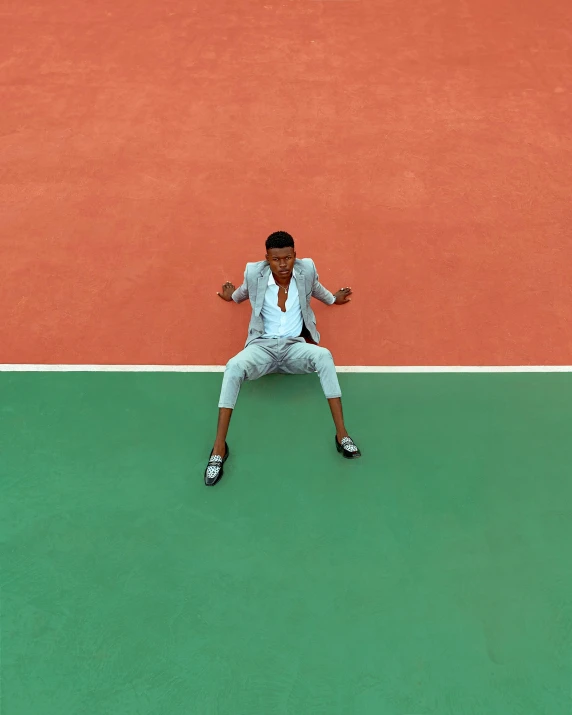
[334,287,352,304]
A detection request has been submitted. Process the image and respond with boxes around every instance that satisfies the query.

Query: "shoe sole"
[341,451,361,459]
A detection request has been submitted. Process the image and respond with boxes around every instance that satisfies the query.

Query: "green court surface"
[1,372,571,714]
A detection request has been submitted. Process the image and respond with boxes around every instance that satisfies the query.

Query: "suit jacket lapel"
[294,264,307,318]
[254,264,270,315]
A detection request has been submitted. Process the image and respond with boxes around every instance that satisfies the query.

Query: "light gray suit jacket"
[232,258,335,347]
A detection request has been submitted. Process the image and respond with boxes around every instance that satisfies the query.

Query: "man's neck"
[273,273,292,288]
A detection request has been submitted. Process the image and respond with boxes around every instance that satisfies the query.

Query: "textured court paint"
[2,373,572,714]
[1,0,572,366]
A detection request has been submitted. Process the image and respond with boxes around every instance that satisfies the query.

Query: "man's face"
[266,247,296,279]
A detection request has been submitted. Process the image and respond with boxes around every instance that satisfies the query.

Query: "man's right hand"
[217,282,236,301]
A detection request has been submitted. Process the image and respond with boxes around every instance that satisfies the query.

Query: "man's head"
[265,231,296,280]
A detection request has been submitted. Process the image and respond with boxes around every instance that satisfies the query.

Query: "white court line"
[1,365,571,373]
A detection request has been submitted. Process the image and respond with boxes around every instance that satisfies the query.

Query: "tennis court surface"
[2,0,572,711]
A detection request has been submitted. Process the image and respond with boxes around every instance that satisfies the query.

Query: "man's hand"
[217,281,236,301]
[333,287,352,304]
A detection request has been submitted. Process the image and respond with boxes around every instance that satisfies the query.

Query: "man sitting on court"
[204,230,361,486]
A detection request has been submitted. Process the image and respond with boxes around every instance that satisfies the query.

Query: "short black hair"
[265,231,295,251]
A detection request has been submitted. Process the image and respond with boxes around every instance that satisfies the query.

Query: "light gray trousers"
[218,336,342,409]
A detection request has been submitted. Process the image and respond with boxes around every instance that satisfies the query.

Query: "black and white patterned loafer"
[335,435,361,459]
[204,442,230,486]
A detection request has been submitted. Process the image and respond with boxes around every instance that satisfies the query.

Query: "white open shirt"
[261,272,304,338]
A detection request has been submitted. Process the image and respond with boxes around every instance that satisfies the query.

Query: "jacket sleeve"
[232,266,249,303]
[310,260,335,305]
